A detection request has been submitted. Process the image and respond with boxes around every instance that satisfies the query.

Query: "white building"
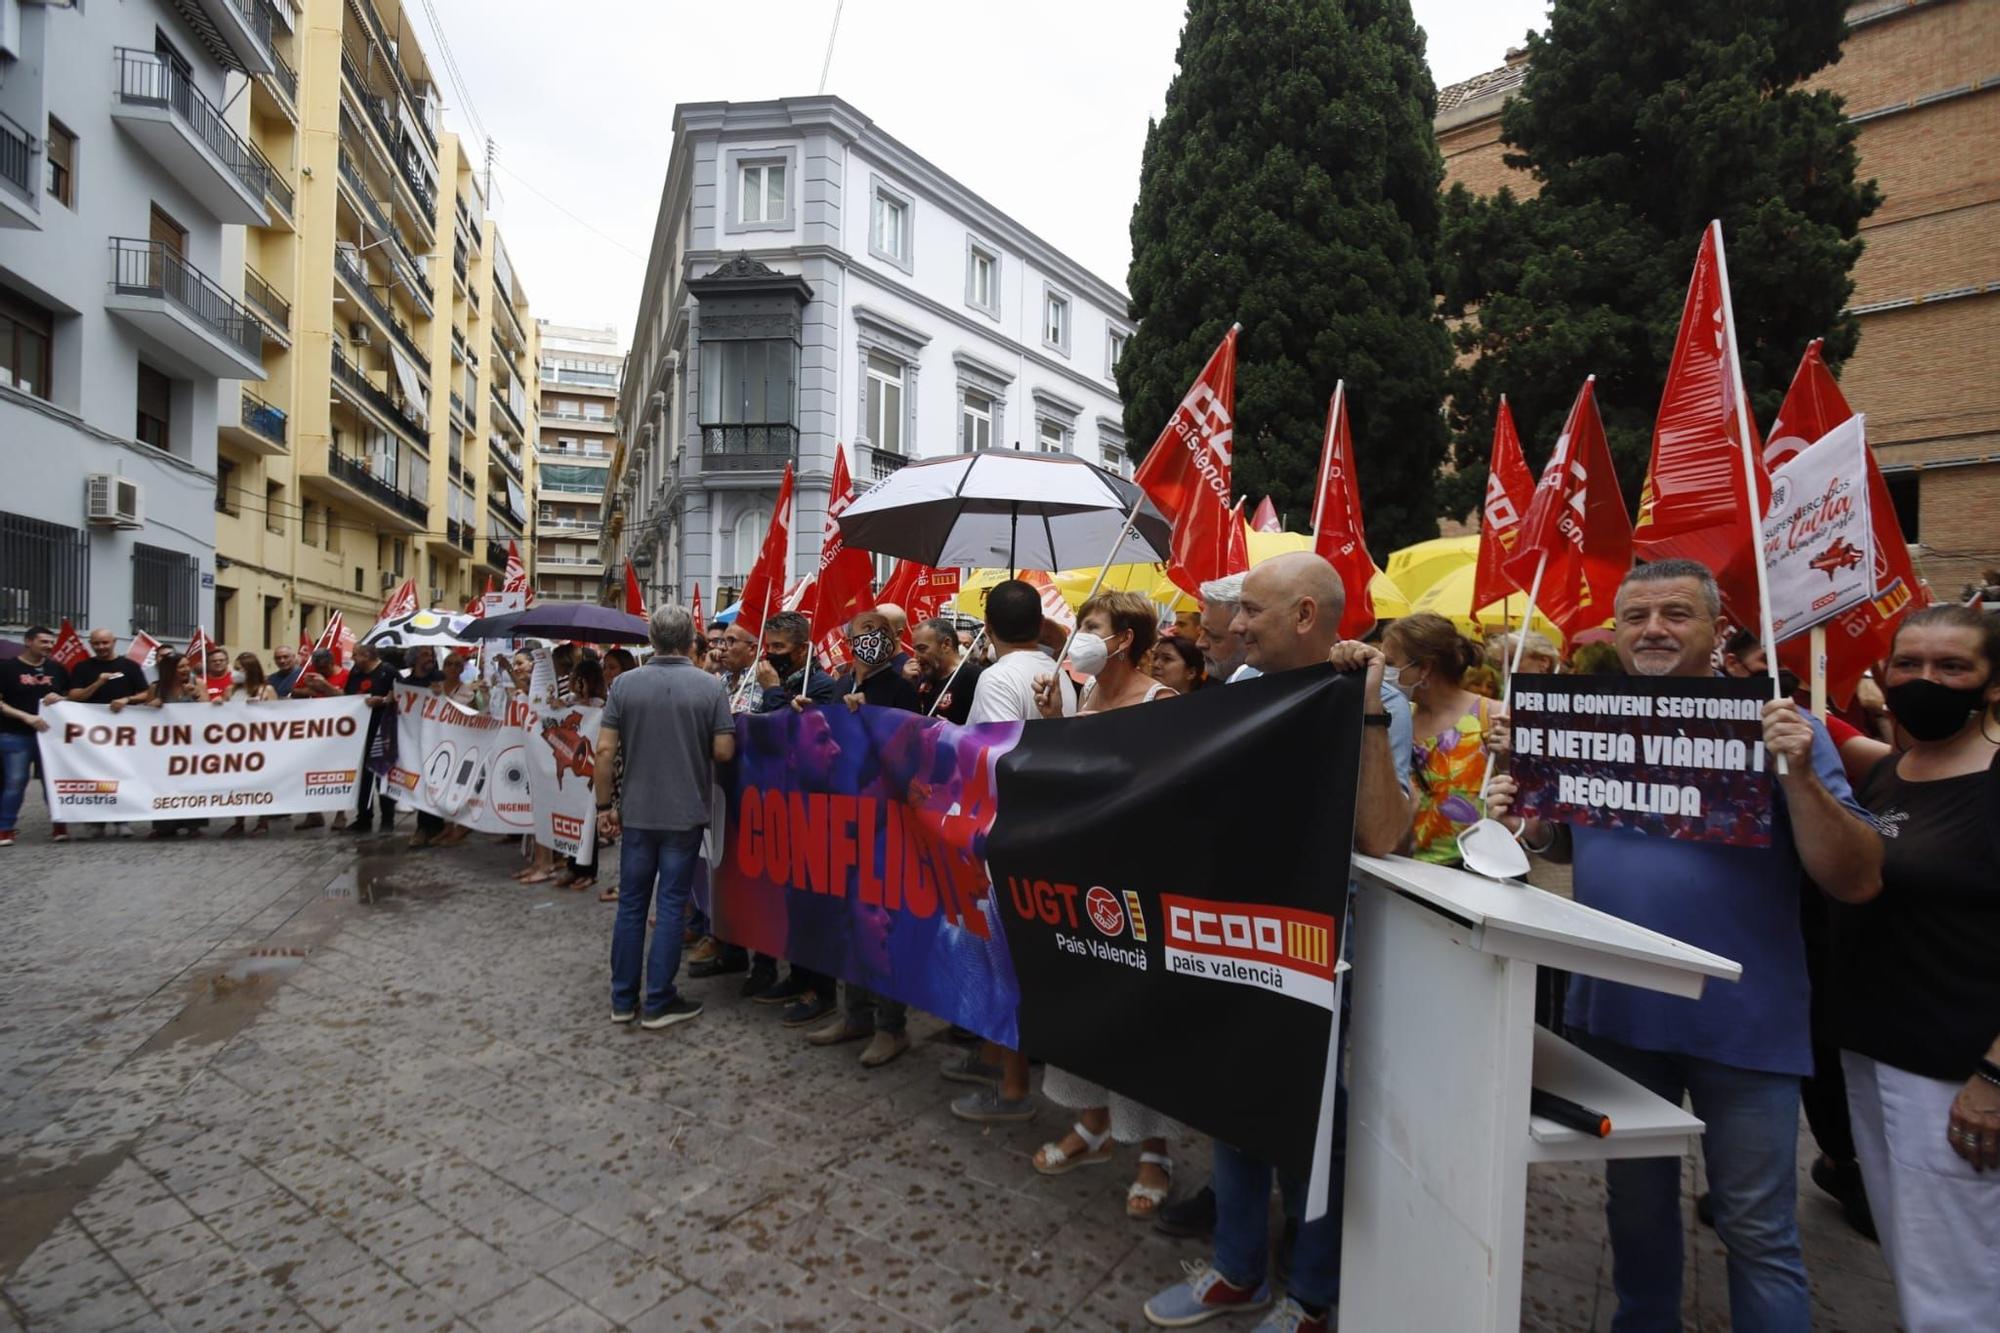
[612,95,1132,608]
[0,0,277,639]
[534,320,620,601]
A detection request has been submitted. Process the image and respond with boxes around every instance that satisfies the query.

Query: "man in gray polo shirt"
[595,603,735,1030]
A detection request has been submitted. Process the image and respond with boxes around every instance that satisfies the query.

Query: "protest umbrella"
[835,451,1171,574]
[1385,534,1480,603]
[361,609,484,652]
[463,602,650,644]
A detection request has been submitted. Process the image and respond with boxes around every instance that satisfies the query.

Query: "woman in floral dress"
[1383,613,1498,865]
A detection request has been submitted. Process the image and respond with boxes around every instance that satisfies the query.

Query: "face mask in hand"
[851,629,893,667]
[1067,632,1110,678]
[1883,677,1989,742]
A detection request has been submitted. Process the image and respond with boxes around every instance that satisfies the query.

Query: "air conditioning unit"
[85,474,144,528]
[350,323,373,346]
[429,585,444,605]
[381,571,398,591]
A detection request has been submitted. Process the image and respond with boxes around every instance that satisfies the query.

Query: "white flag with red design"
[378,578,418,621]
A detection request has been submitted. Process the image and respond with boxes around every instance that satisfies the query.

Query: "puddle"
[0,1147,129,1280]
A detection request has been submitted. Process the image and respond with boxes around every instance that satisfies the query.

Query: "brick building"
[1436,0,2000,596]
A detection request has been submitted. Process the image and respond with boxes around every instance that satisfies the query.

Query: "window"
[1107,328,1129,377]
[266,482,284,534]
[0,511,90,628]
[45,118,75,209]
[1038,420,1066,454]
[1883,470,1921,541]
[966,242,998,316]
[866,354,904,454]
[740,161,786,226]
[732,509,769,579]
[302,499,319,546]
[869,180,912,271]
[961,391,993,451]
[699,338,799,460]
[0,287,54,399]
[1043,289,1071,354]
[215,458,237,514]
[137,364,172,451]
[132,543,199,639]
[325,505,341,554]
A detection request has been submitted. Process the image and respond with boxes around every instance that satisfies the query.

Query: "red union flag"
[734,462,795,640]
[1250,496,1282,534]
[1473,397,1536,615]
[50,619,88,670]
[878,560,962,625]
[1019,570,1076,632]
[622,560,646,617]
[127,631,161,669]
[378,578,418,621]
[1505,377,1632,637]
[691,584,705,637]
[1308,381,1379,638]
[1225,498,1250,576]
[1768,340,1928,703]
[799,448,877,649]
[1134,325,1240,597]
[466,576,493,618]
[1634,221,1771,626]
[313,610,348,666]
[503,541,530,600]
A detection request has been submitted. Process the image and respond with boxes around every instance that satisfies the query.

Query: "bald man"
[1144,551,1414,1330]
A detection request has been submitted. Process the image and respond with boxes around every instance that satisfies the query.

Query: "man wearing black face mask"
[752,611,843,714]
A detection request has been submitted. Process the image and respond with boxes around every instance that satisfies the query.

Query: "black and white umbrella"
[836,451,1171,572]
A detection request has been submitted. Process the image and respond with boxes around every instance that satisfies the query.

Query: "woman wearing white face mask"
[1382,613,1494,865]
[1031,590,1180,1219]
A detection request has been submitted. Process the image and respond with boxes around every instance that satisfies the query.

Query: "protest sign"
[1507,674,1774,847]
[708,666,1362,1186]
[39,697,370,821]
[385,685,532,834]
[526,700,601,860]
[1762,414,1875,642]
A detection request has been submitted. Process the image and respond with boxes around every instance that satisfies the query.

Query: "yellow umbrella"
[954,564,1197,616]
[1384,534,1480,602]
[1245,530,1411,620]
[1409,562,1564,645]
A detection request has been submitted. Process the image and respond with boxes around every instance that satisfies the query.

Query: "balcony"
[0,110,38,230]
[701,424,797,474]
[544,409,615,431]
[189,0,277,77]
[537,555,605,575]
[490,435,524,484]
[330,346,426,447]
[222,387,289,454]
[484,540,511,570]
[490,383,525,436]
[105,239,266,380]
[327,450,427,529]
[263,43,299,112]
[538,480,604,496]
[243,265,290,345]
[111,50,270,225]
[252,142,294,227]
[489,490,526,525]
[351,0,436,153]
[450,390,467,423]
[333,244,432,377]
[867,445,909,482]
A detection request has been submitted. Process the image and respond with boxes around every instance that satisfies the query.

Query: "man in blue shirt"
[1144,553,1415,1333]
[1489,558,1882,1333]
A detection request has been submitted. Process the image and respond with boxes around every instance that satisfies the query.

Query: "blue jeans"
[611,826,705,1017]
[1574,1034,1810,1333]
[1210,1082,1347,1312]
[0,731,35,831]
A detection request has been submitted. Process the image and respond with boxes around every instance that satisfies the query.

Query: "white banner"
[38,697,370,821]
[1763,414,1876,642]
[525,701,601,860]
[385,685,533,834]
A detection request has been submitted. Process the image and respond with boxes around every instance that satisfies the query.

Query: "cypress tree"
[1119,0,1453,552]
[1436,0,1879,519]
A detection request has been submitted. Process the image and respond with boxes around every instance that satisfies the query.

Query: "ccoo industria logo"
[54,779,119,807]
[304,769,358,798]
[1160,892,1337,1012]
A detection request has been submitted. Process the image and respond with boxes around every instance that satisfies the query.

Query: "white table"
[1337,855,1740,1332]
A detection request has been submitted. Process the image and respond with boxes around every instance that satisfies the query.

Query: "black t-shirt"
[917,660,985,725]
[0,657,71,734]
[852,664,923,713]
[1833,751,2000,1080]
[344,663,397,697]
[70,656,149,704]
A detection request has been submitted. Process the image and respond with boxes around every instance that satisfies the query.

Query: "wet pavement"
[0,797,1899,1330]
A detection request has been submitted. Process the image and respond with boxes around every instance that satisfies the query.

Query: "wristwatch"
[1362,712,1391,727]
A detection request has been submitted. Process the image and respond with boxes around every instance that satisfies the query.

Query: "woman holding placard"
[1834,604,2000,1331]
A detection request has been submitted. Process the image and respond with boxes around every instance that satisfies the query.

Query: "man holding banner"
[1488,558,1882,1333]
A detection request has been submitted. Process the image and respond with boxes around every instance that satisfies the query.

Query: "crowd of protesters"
[3,551,1994,1331]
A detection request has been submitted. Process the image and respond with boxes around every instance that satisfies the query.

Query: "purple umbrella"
[462,602,651,644]
[0,638,21,660]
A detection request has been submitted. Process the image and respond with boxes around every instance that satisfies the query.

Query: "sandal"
[569,877,596,894]
[1034,1121,1115,1176]
[1126,1152,1173,1218]
[597,886,618,903]
[518,869,558,885]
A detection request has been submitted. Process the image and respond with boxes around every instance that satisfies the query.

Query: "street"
[0,795,1899,1331]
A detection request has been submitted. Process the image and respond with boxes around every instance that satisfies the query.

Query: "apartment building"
[1436,0,2000,595]
[0,0,272,641]
[610,96,1131,610]
[533,320,620,602]
[209,0,537,653]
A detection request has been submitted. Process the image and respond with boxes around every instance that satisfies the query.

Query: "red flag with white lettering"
[1505,378,1632,637]
[312,611,347,666]
[622,560,646,617]
[1134,326,1239,597]
[1634,222,1772,628]
[1225,499,1250,576]
[50,620,88,670]
[691,584,705,637]
[127,631,161,670]
[1473,397,1536,616]
[503,541,532,606]
[378,578,418,621]
[466,577,493,618]
[1309,381,1380,637]
[1019,570,1076,632]
[799,448,877,656]
[1767,341,1927,703]
[1250,496,1282,534]
[878,560,962,625]
[734,463,795,641]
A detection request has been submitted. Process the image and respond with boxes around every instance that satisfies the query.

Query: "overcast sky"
[421,0,1549,347]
